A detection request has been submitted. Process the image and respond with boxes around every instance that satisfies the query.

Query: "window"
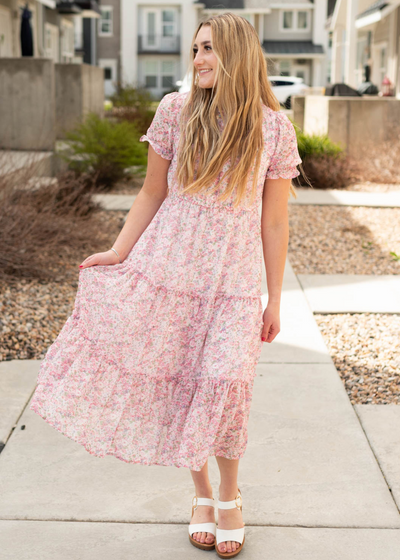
[145,60,158,88]
[297,12,308,29]
[279,60,291,76]
[45,27,51,52]
[162,10,175,37]
[271,80,295,86]
[147,12,156,44]
[61,19,74,59]
[99,6,113,36]
[161,60,175,88]
[379,46,387,85]
[74,15,83,50]
[143,60,176,90]
[280,10,310,32]
[283,11,293,29]
[104,67,112,80]
[44,22,59,62]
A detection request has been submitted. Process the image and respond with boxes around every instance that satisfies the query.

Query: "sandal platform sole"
[216,534,245,558]
[188,534,215,551]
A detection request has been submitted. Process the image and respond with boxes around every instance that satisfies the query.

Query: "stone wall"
[0,59,104,150]
[292,95,400,156]
[0,59,55,151]
[55,64,104,139]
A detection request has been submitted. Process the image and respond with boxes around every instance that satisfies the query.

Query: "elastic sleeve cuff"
[265,167,301,180]
[139,135,173,161]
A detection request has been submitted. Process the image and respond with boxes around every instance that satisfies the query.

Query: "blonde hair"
[175,12,297,208]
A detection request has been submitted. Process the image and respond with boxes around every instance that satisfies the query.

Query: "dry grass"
[351,136,400,184]
[0,163,115,282]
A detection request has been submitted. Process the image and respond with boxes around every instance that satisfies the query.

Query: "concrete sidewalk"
[297,274,400,313]
[288,188,400,207]
[91,187,400,214]
[0,260,399,559]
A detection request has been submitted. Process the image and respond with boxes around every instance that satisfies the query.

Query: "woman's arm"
[260,176,292,342]
[79,145,170,269]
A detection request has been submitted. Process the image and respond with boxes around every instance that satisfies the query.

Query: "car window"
[270,80,295,87]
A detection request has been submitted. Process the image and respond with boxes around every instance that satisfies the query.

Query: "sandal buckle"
[235,494,242,509]
[192,495,198,510]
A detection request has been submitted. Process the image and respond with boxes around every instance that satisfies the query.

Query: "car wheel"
[284,96,291,109]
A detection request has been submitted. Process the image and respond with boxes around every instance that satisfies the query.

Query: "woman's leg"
[190,459,216,544]
[216,456,244,554]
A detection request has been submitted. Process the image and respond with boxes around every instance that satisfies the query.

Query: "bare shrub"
[299,154,362,189]
[0,168,108,281]
[109,106,156,136]
[294,120,400,189]
[351,136,400,184]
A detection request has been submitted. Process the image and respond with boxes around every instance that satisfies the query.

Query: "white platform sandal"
[216,488,245,558]
[188,495,217,551]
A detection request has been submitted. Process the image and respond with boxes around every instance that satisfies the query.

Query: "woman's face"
[193,25,218,89]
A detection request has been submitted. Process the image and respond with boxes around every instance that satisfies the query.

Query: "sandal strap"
[218,489,242,510]
[216,527,245,545]
[188,522,216,537]
[218,499,239,509]
[193,496,215,508]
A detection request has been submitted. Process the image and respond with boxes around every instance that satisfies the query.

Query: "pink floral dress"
[29,92,302,471]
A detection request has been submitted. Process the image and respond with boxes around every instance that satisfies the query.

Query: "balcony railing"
[138,35,180,54]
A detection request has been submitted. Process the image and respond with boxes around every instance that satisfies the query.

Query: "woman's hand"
[261,301,281,343]
[79,250,120,270]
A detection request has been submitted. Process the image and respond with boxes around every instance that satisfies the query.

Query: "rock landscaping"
[0,210,126,362]
[315,313,400,405]
[288,205,400,275]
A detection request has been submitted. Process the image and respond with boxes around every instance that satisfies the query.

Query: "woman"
[29,13,303,559]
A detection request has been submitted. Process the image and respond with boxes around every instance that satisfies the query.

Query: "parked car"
[177,73,309,109]
[269,76,309,109]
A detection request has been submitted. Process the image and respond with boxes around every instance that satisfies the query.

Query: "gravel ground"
[287,203,400,405]
[102,176,143,195]
[315,313,400,405]
[1,278,77,361]
[288,205,400,274]
[0,210,126,362]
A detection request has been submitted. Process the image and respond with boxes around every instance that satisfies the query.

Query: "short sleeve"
[266,112,302,179]
[139,92,180,161]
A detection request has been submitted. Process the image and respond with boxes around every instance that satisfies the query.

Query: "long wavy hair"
[175,13,298,207]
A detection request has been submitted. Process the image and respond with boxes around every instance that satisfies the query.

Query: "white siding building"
[327,0,400,95]
[121,0,329,99]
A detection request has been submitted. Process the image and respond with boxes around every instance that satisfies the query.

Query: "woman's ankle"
[218,483,240,501]
[193,483,214,499]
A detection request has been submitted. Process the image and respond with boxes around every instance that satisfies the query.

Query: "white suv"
[269,76,309,109]
[177,74,309,109]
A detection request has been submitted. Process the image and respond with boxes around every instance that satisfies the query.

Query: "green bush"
[109,84,153,110]
[62,113,148,189]
[107,84,157,134]
[286,118,356,189]
[295,129,343,161]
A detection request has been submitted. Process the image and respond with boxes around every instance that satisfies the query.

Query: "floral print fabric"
[29,92,302,471]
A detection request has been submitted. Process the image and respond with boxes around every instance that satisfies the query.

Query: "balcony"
[138,35,180,54]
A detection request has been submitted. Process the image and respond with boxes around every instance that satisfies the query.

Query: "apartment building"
[96,0,121,95]
[0,1,101,62]
[327,0,400,95]
[120,0,329,99]
[121,0,198,99]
